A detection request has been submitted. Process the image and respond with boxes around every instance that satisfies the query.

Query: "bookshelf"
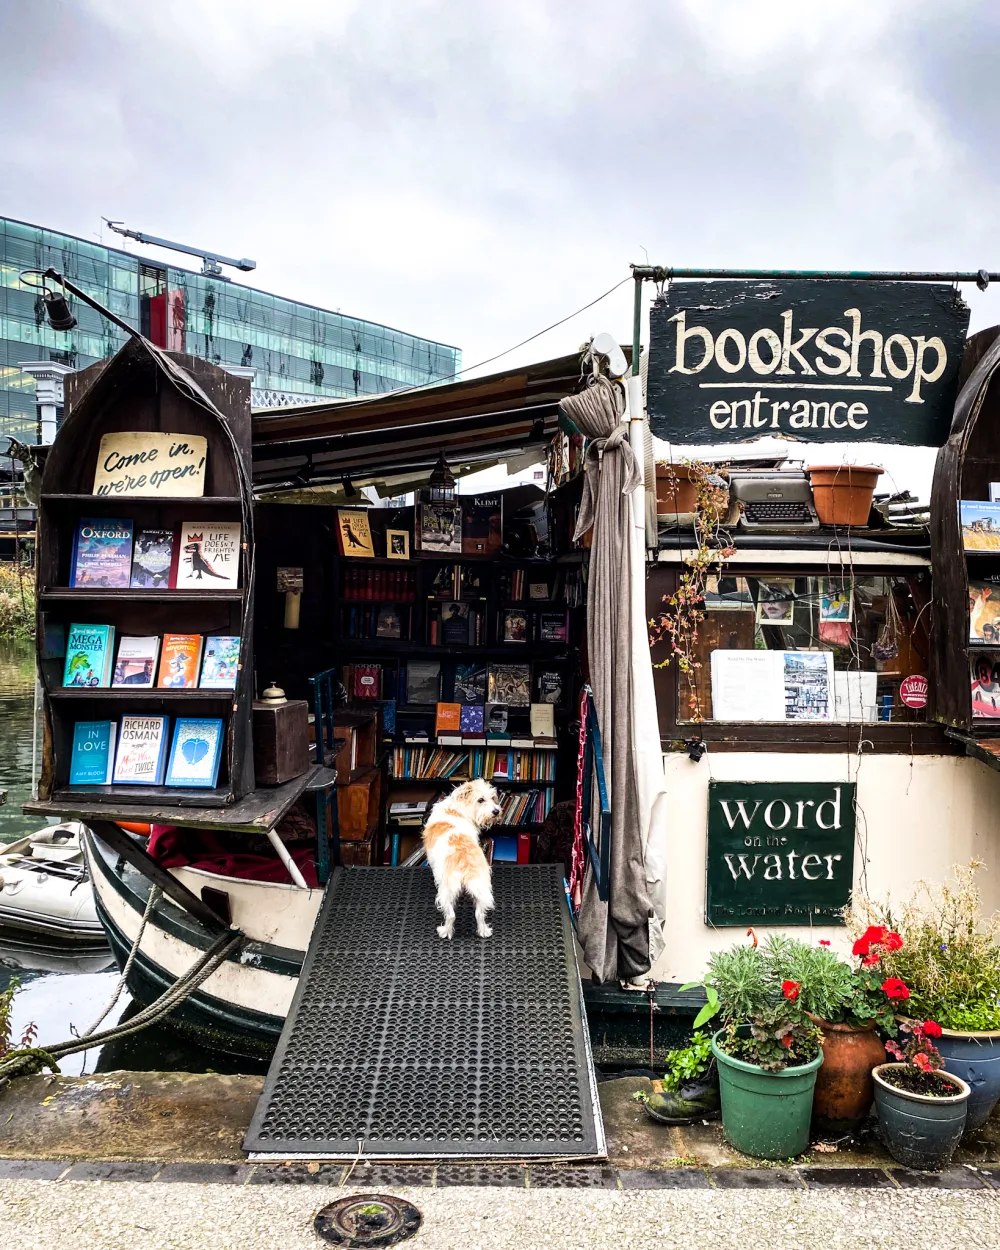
[35,341,255,806]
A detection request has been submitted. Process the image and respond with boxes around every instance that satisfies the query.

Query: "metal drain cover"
[314,1194,422,1246]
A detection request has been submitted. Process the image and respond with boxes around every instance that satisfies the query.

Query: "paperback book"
[435,702,462,735]
[70,518,133,588]
[418,502,462,553]
[112,635,160,688]
[536,669,564,704]
[113,715,169,785]
[166,718,224,789]
[62,624,115,688]
[406,660,441,705]
[461,494,502,556]
[539,610,569,642]
[460,704,485,734]
[969,580,1000,644]
[961,501,1000,552]
[971,651,1000,718]
[69,720,117,786]
[157,634,204,689]
[488,662,531,706]
[454,663,487,703]
[199,635,240,689]
[130,528,176,589]
[353,663,382,700]
[174,522,241,589]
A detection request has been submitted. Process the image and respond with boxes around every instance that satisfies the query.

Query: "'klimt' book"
[199,636,240,689]
[157,634,204,689]
[69,720,117,786]
[62,623,115,687]
[70,518,133,588]
[174,522,241,589]
[461,494,503,556]
[130,527,177,589]
[165,717,224,789]
[113,715,169,785]
[112,636,160,688]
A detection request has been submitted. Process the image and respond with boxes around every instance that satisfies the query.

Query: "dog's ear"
[451,780,473,804]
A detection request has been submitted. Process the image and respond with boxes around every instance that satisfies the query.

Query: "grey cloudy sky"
[3,0,999,490]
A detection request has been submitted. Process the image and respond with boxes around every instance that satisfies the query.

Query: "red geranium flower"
[923,1020,943,1038]
[854,925,893,958]
[883,931,903,952]
[881,978,910,1000]
[852,936,871,957]
[781,1034,793,1047]
[862,953,880,967]
[782,980,801,1002]
[913,1052,932,1072]
[819,940,831,947]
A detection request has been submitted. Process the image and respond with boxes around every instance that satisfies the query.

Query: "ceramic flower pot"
[807,1015,886,1134]
[655,464,699,516]
[808,465,882,527]
[712,1029,823,1161]
[873,1063,970,1170]
[933,1028,1000,1134]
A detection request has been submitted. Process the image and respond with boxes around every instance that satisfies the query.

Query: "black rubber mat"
[245,865,605,1160]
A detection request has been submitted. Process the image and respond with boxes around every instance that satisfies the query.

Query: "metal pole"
[630,264,998,286]
[42,267,140,340]
[632,274,643,377]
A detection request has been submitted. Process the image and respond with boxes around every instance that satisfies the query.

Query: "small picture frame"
[529,582,549,600]
[385,529,410,560]
[755,578,796,626]
[818,578,853,623]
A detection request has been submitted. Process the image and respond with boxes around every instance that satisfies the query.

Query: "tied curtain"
[560,375,668,984]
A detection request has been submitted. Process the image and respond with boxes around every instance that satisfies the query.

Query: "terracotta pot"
[655,464,699,515]
[808,465,882,527]
[809,1015,886,1133]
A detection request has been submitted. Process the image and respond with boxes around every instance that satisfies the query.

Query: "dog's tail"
[465,872,494,913]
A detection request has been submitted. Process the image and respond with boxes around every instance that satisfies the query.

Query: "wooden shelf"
[49,687,233,700]
[41,494,243,506]
[40,588,243,603]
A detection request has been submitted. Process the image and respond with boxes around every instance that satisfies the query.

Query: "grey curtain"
[560,377,653,983]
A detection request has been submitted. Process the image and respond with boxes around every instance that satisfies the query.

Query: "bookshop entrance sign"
[706,781,856,927]
[647,280,970,446]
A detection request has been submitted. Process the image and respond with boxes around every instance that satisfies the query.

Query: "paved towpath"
[2,1179,999,1250]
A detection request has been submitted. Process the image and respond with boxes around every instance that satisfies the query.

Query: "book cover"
[435,702,462,734]
[174,522,241,589]
[537,669,564,704]
[530,703,556,739]
[380,699,397,736]
[157,634,204,689]
[63,623,115,687]
[418,502,462,553]
[440,601,470,645]
[486,704,510,743]
[130,527,176,589]
[454,663,487,703]
[971,651,1000,718]
[353,663,382,700]
[488,663,531,706]
[70,518,133,588]
[539,610,569,642]
[376,607,402,639]
[69,720,116,786]
[113,714,169,785]
[502,609,528,643]
[970,580,1000,644]
[406,661,441,705]
[460,704,485,734]
[199,635,240,689]
[166,717,224,788]
[336,509,375,558]
[112,635,160,688]
[961,501,1000,552]
[461,494,502,555]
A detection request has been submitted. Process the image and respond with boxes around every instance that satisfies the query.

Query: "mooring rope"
[80,884,162,1039]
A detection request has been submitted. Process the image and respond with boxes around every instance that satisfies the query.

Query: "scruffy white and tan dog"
[422,778,499,939]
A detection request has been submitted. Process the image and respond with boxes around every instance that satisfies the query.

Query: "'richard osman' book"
[62,624,115,688]
[112,715,169,785]
[70,518,133,588]
[69,720,116,786]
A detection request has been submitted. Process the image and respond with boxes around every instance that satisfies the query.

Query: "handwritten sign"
[92,432,207,498]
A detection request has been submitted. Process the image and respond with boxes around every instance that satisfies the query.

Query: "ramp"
[245,865,605,1160]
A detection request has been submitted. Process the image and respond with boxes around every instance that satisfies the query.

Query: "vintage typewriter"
[729,471,821,532]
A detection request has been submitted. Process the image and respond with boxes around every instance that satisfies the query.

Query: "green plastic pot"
[712,1028,823,1160]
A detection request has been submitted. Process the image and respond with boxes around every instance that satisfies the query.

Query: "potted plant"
[770,932,901,1134]
[850,862,1000,1133]
[874,1020,971,1169]
[685,937,823,1160]
[642,1030,720,1125]
[808,464,883,526]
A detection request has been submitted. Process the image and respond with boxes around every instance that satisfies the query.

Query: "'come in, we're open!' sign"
[706,781,856,927]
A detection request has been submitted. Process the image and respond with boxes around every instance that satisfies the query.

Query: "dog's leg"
[469,877,494,939]
[435,885,456,940]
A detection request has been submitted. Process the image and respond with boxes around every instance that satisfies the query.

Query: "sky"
[3,0,999,494]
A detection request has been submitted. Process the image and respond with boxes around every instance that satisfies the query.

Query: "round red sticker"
[899,674,929,709]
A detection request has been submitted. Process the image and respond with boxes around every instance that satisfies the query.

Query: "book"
[461,494,503,555]
[376,607,402,639]
[970,580,1000,644]
[165,717,224,788]
[488,663,531,706]
[961,501,1000,552]
[130,527,176,589]
[454,663,487,703]
[460,704,485,734]
[70,518,133,588]
[353,663,382,700]
[530,703,556,739]
[62,623,115,687]
[971,651,1000,718]
[113,714,169,785]
[529,581,550,600]
[112,635,160,688]
[536,669,564,704]
[157,634,204,689]
[199,635,240,689]
[486,704,510,744]
[439,601,471,645]
[435,702,462,734]
[336,509,375,558]
[174,522,241,589]
[69,720,116,786]
[379,699,397,736]
[539,610,569,642]
[418,502,462,553]
[406,661,441,705]
[502,609,528,643]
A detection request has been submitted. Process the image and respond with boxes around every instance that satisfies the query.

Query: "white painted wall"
[649,751,1000,984]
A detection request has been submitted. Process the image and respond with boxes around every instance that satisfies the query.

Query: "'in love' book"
[69,721,117,786]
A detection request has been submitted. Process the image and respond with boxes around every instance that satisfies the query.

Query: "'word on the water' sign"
[92,432,208,498]
[647,280,970,446]
[705,780,856,927]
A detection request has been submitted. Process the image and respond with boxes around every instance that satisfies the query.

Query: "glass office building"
[0,216,460,444]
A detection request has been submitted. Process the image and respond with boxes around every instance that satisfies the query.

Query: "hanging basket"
[808,465,883,527]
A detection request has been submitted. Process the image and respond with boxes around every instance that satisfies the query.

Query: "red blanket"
[146,826,320,888]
